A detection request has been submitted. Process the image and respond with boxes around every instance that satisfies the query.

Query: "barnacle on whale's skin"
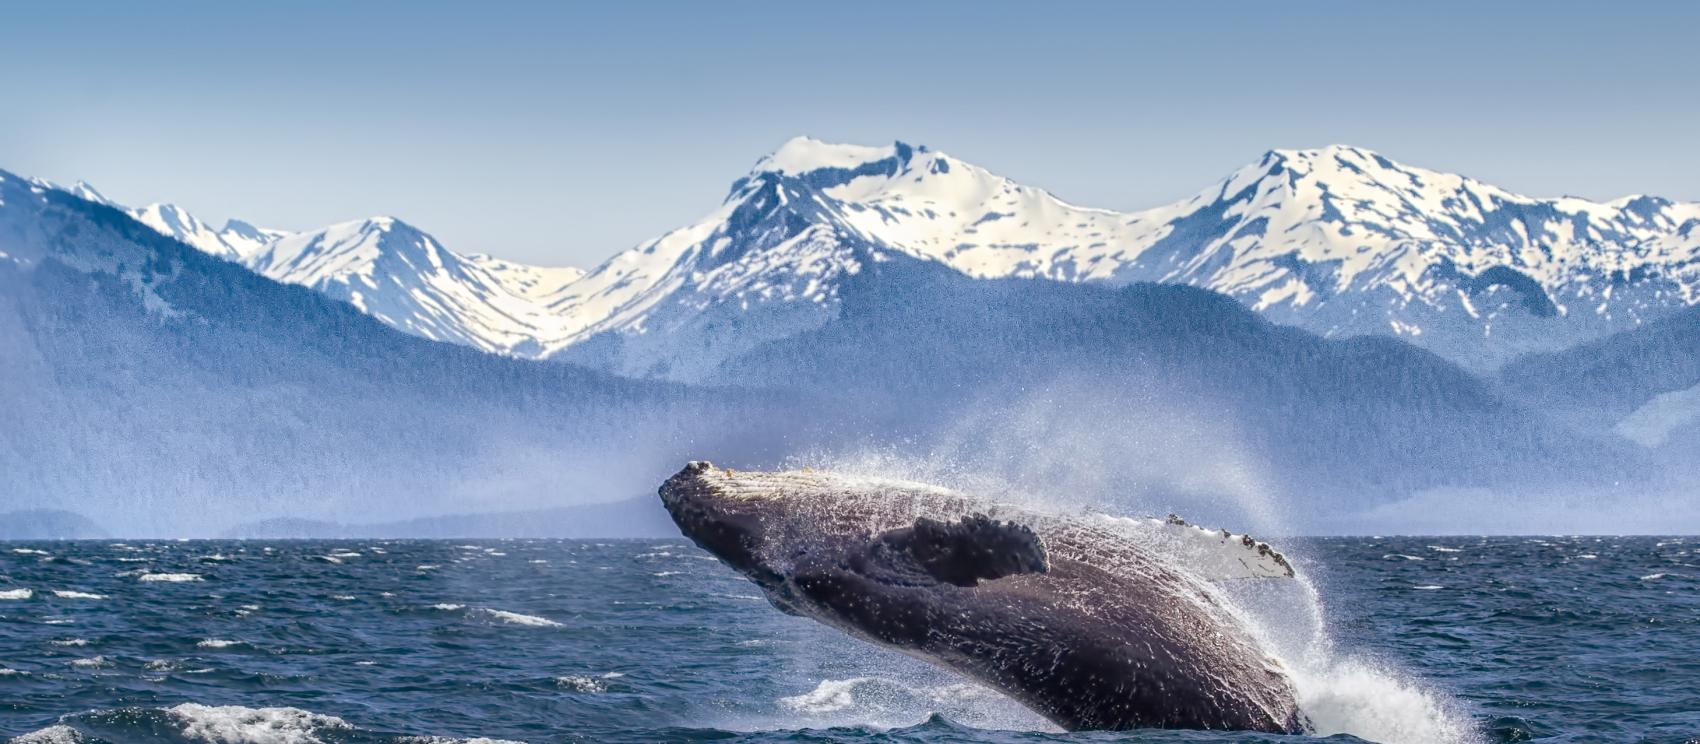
[659,461,1309,734]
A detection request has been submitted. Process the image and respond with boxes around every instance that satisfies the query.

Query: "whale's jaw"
[658,461,784,587]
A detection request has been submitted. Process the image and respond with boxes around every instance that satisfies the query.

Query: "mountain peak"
[66,180,114,206]
[1256,144,1407,177]
[753,136,923,176]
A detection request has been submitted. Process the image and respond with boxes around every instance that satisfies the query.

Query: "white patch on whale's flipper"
[1096,514,1295,580]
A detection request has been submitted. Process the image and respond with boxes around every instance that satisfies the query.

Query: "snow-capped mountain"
[248,218,586,355]
[548,137,1700,376]
[129,203,289,260]
[0,168,789,535]
[29,175,290,259]
[25,179,590,357]
[1097,146,1700,370]
[42,138,1700,376]
[0,166,1639,528]
[29,176,290,260]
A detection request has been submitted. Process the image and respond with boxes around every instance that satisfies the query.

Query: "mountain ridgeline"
[2,138,1689,534]
[79,138,1700,379]
[0,173,793,535]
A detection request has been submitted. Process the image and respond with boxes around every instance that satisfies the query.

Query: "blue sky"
[3,1,1695,266]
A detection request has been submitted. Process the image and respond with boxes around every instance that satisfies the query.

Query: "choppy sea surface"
[2,537,1697,744]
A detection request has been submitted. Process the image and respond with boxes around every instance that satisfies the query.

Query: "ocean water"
[1,537,1697,743]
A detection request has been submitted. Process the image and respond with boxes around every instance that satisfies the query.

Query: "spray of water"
[767,376,1482,743]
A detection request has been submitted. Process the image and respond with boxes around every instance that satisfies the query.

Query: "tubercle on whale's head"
[658,461,786,587]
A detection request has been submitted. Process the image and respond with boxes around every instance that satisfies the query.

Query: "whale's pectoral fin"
[1102,514,1294,580]
[872,514,1050,588]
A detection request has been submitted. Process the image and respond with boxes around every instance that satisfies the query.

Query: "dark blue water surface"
[2,537,1697,743]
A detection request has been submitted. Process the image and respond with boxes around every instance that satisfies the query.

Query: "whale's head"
[657,461,791,587]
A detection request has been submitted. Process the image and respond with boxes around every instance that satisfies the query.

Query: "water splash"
[769,449,1479,743]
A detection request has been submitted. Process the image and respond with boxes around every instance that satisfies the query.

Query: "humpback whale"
[659,461,1306,734]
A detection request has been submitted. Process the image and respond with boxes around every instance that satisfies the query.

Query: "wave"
[475,608,562,627]
[50,590,106,600]
[0,587,33,600]
[196,639,242,649]
[11,704,525,744]
[138,572,202,582]
[767,675,1050,733]
[555,672,622,693]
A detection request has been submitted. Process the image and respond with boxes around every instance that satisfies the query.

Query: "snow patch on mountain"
[249,218,588,355]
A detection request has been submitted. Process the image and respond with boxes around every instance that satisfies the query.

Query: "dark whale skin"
[659,462,1306,734]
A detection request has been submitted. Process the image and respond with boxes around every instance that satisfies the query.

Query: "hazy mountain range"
[50,138,1700,377]
[5,139,1699,535]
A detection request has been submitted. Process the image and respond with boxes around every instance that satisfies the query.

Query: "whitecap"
[51,638,89,646]
[168,703,353,742]
[556,674,608,693]
[475,608,562,627]
[69,656,107,668]
[1426,546,1462,553]
[779,678,866,713]
[139,572,202,582]
[196,639,241,649]
[51,590,106,600]
[0,588,33,600]
[10,724,78,743]
[1641,573,1669,581]
[431,603,466,611]
[1412,585,1444,590]
[652,571,681,577]
[1382,554,1424,561]
[11,548,50,556]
